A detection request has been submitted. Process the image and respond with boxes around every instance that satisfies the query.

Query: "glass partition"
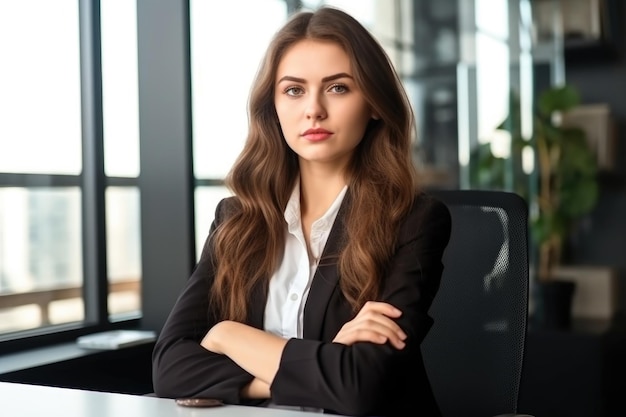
[303,0,461,189]
[458,0,563,200]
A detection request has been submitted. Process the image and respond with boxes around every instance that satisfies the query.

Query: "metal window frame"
[0,0,140,354]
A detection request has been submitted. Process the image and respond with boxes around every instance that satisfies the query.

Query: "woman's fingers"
[353,320,406,349]
[332,302,407,349]
[349,314,407,341]
[335,328,402,348]
[334,320,406,349]
[358,301,403,319]
[355,303,406,339]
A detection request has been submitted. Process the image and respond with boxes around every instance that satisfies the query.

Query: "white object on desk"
[76,330,156,350]
[0,382,322,416]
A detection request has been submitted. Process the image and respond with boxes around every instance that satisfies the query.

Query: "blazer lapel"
[303,193,351,340]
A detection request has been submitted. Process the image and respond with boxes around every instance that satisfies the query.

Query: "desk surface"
[0,382,322,416]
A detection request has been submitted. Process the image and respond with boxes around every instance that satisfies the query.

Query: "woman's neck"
[298,167,346,221]
[298,165,347,258]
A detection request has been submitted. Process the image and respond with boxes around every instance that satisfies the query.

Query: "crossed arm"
[153,194,451,413]
[202,301,408,399]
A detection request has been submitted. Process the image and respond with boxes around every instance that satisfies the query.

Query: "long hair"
[210,6,418,322]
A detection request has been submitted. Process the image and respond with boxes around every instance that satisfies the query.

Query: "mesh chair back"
[422,190,529,417]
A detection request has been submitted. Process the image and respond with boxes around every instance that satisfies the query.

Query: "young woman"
[152,6,451,417]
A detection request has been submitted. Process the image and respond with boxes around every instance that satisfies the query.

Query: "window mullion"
[78,0,108,326]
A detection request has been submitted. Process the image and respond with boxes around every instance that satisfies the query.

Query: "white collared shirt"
[264,182,347,340]
[264,182,347,412]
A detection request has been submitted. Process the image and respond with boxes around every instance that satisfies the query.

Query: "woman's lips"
[302,128,332,141]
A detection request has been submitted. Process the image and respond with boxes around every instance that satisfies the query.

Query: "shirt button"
[290,293,298,301]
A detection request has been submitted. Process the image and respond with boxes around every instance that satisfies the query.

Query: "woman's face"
[274,40,375,171]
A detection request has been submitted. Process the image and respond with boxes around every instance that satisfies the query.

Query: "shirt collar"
[284,181,348,233]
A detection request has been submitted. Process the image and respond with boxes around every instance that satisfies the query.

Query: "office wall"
[563,1,626,315]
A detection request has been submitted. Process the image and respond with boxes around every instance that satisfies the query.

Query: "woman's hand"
[332,301,407,349]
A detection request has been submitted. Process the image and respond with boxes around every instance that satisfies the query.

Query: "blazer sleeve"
[151,198,255,403]
[270,195,452,416]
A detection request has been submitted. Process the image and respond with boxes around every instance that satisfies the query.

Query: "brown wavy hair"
[209,6,418,322]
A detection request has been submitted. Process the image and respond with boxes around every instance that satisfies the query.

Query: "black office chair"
[422,190,530,417]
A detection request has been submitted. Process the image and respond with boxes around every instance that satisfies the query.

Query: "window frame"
[0,0,141,355]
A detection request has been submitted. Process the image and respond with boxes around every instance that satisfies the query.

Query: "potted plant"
[469,85,600,328]
[532,85,599,279]
[531,85,599,328]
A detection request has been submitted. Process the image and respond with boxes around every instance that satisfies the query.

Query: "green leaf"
[559,179,599,217]
[531,210,567,243]
[538,85,580,116]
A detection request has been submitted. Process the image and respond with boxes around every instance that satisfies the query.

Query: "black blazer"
[152,191,451,417]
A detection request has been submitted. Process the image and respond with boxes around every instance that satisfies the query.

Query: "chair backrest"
[422,189,529,417]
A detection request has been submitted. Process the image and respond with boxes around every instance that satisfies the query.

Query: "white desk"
[0,382,322,417]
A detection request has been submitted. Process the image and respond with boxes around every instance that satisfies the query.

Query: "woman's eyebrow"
[276,72,354,84]
[322,72,353,82]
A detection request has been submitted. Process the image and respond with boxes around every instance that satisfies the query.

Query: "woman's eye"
[285,86,304,96]
[329,84,348,94]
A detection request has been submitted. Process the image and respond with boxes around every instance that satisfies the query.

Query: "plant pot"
[535,280,576,330]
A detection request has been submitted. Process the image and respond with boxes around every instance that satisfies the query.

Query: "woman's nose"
[305,95,327,120]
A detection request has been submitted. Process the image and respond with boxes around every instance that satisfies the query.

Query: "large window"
[0,0,84,335]
[0,0,141,345]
